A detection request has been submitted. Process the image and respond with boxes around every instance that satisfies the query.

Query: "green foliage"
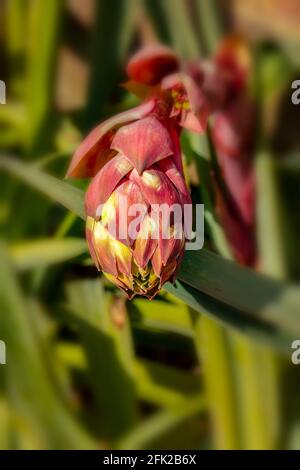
[1,0,300,451]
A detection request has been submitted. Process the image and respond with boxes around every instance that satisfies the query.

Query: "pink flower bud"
[80,116,191,298]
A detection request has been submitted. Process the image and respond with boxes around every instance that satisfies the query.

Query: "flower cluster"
[67,38,255,298]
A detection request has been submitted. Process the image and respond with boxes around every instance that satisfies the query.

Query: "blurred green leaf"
[156,0,200,58]
[0,396,10,450]
[142,0,172,44]
[55,342,87,371]
[85,0,138,129]
[65,279,139,440]
[117,396,206,450]
[0,243,97,449]
[230,332,280,449]
[10,238,87,271]
[26,298,76,410]
[129,297,193,336]
[56,336,201,411]
[194,316,240,450]
[60,282,201,411]
[178,249,300,336]
[195,0,223,55]
[259,46,293,100]
[0,155,85,219]
[256,150,289,279]
[134,359,201,409]
[5,0,27,99]
[26,0,62,154]
[165,282,293,352]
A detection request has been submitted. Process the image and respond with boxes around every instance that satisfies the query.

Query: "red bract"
[66,99,156,178]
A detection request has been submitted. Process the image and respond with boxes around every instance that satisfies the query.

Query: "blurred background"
[0,0,300,450]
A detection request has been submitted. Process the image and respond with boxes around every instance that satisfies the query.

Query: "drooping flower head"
[67,101,191,298]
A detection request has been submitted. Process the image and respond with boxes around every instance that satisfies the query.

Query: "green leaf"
[85,0,138,129]
[142,0,172,44]
[0,242,97,449]
[177,249,300,337]
[134,359,201,409]
[195,0,223,55]
[60,286,200,410]
[144,0,201,58]
[229,333,280,449]
[165,282,293,352]
[194,316,240,449]
[129,297,194,336]
[10,238,87,270]
[256,150,288,279]
[5,0,27,99]
[0,397,10,450]
[117,396,206,450]
[0,155,85,219]
[64,279,139,440]
[26,0,62,154]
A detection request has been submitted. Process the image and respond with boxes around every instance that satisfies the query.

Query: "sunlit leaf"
[0,155,85,219]
[117,396,206,450]
[10,238,87,270]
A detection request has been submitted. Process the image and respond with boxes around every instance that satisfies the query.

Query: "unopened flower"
[69,115,191,299]
[210,37,256,265]
[212,95,255,227]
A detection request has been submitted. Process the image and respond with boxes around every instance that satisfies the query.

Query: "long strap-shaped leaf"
[1,155,299,340]
[0,242,97,449]
[0,155,85,218]
[178,249,300,335]
[164,282,293,351]
[10,238,87,270]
